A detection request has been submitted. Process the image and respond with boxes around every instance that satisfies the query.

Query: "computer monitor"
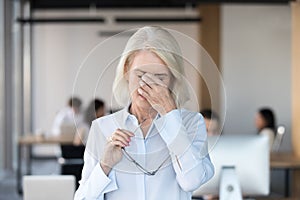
[193,134,269,198]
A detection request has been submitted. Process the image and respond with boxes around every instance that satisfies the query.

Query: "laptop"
[23,175,75,200]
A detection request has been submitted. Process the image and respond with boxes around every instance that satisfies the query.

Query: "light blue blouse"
[74,107,214,200]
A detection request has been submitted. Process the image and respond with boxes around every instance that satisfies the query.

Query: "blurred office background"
[1,0,299,199]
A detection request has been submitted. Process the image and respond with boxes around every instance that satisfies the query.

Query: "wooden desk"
[17,134,74,194]
[271,152,300,198]
[271,153,300,169]
[18,134,75,145]
[256,198,297,200]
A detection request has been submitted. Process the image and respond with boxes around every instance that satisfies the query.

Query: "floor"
[0,158,60,200]
[0,171,22,200]
[0,158,288,200]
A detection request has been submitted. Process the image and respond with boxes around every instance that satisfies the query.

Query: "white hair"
[112,26,189,107]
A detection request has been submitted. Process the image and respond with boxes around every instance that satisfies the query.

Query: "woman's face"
[125,50,173,108]
[255,113,266,130]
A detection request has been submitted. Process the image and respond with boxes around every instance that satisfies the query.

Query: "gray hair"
[112,26,189,107]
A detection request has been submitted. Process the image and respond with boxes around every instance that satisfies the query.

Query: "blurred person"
[199,109,220,200]
[74,26,214,200]
[200,109,220,136]
[73,99,106,145]
[255,107,276,150]
[51,97,84,136]
[85,99,106,127]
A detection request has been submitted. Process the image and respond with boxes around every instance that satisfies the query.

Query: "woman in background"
[255,107,276,150]
[200,109,220,136]
[84,99,106,127]
[73,99,105,145]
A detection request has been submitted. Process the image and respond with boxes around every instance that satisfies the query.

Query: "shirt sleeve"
[154,110,214,192]
[74,121,118,200]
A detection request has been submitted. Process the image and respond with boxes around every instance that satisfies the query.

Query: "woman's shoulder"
[260,128,275,135]
[176,109,204,123]
[87,111,124,137]
[92,109,124,126]
[93,113,117,124]
[180,109,203,118]
[92,109,202,124]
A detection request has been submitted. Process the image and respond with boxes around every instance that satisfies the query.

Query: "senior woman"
[74,26,214,200]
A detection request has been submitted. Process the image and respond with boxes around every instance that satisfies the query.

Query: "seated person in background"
[73,99,106,145]
[255,107,276,150]
[200,109,220,200]
[85,99,106,127]
[200,109,220,136]
[51,97,84,137]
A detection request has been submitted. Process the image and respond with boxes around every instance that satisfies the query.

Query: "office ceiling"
[28,0,292,9]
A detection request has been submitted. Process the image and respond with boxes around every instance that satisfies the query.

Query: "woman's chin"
[138,94,147,101]
[134,95,150,107]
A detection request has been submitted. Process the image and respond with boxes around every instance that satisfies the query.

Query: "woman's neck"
[130,103,157,124]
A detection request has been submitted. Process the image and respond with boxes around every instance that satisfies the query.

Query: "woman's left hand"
[137,73,176,115]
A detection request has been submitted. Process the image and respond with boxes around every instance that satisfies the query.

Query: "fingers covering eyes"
[141,74,167,87]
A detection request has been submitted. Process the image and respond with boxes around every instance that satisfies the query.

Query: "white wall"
[32,9,201,136]
[32,5,292,154]
[221,4,291,151]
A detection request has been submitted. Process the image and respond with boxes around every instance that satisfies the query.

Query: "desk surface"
[271,152,300,169]
[18,134,74,145]
[256,198,298,200]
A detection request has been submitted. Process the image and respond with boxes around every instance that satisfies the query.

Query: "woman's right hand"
[100,129,134,175]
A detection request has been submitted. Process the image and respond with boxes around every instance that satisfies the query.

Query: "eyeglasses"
[121,119,170,176]
[122,147,170,176]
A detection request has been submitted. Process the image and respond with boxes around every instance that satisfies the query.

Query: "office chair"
[272,125,286,152]
[58,145,85,189]
[23,175,75,200]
